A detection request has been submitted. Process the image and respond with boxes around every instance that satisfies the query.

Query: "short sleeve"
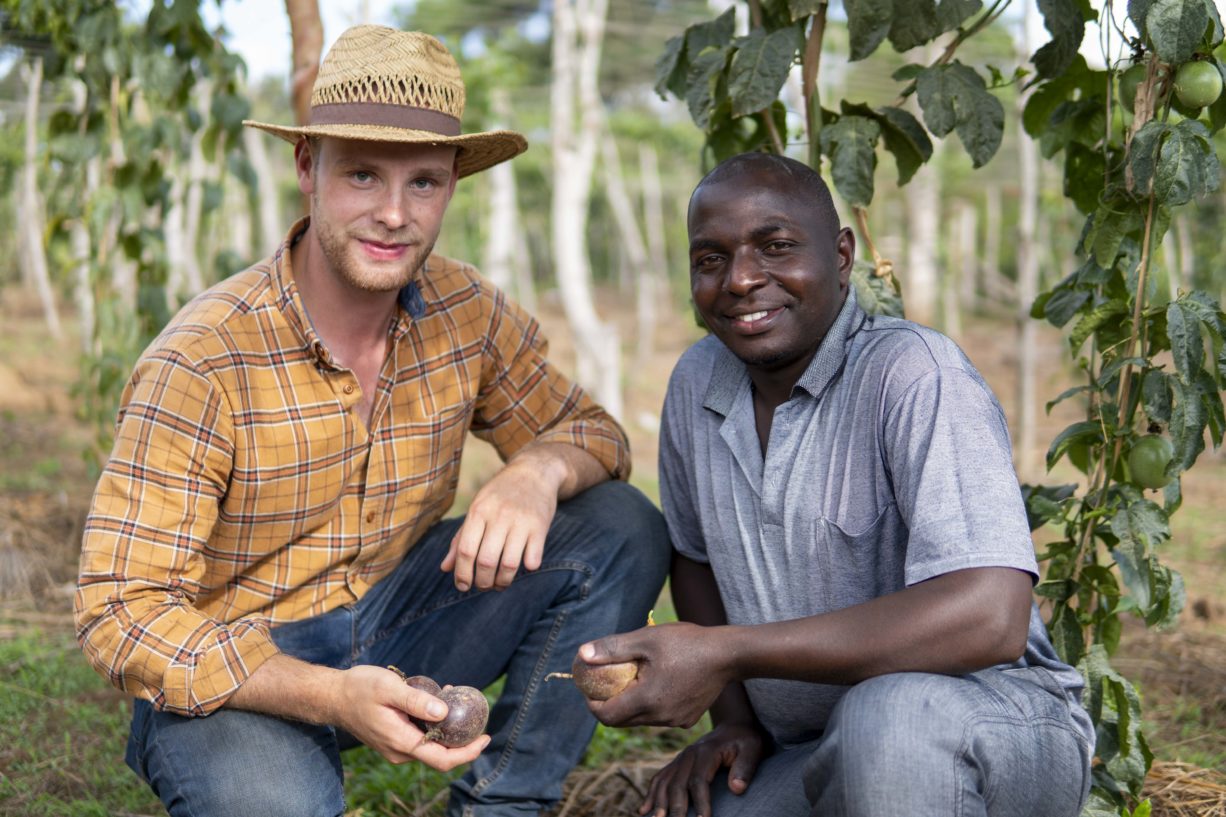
[883,366,1038,586]
[659,370,708,563]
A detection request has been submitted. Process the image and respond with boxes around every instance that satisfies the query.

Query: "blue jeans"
[684,668,1092,817]
[125,481,670,817]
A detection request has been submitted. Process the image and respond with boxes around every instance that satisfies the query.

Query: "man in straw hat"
[76,25,669,817]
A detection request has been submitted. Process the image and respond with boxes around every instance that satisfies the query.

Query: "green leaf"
[1046,384,1093,413]
[916,62,1005,167]
[1167,300,1206,382]
[1130,0,1156,39]
[820,115,881,206]
[892,63,925,81]
[686,7,737,55]
[1064,143,1106,215]
[685,46,731,128]
[729,26,800,116]
[1142,369,1173,424]
[888,0,940,52]
[1022,55,1095,137]
[1169,376,1208,469]
[1141,119,1222,206]
[1146,0,1210,65]
[1069,299,1129,352]
[654,32,687,98]
[935,0,982,33]
[1034,0,1088,78]
[1036,578,1078,600]
[1051,603,1085,665]
[874,105,933,185]
[789,0,828,19]
[1046,420,1103,470]
[847,0,894,60]
[850,261,906,317]
[1020,482,1077,530]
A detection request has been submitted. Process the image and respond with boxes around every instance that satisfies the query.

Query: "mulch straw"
[1147,761,1226,817]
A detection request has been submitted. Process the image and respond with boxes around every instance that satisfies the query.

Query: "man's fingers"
[398,685,447,723]
[521,529,546,573]
[727,746,761,794]
[492,527,529,590]
[448,518,486,591]
[471,521,511,589]
[410,734,491,771]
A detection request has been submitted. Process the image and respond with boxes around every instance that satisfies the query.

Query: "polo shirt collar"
[702,286,864,416]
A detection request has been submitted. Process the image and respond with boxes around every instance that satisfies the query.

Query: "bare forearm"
[714,567,1033,687]
[507,441,609,500]
[226,653,344,725]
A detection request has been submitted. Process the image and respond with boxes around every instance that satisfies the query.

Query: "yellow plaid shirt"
[76,220,629,717]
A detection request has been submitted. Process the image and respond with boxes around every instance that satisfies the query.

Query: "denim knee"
[129,701,345,817]
[559,480,670,580]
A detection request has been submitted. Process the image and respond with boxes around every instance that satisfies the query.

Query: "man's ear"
[836,226,856,286]
[294,138,316,196]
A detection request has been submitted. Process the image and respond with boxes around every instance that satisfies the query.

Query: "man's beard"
[313,202,434,293]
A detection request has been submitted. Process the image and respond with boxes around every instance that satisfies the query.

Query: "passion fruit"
[387,667,489,748]
[419,685,490,748]
[547,655,640,701]
[1127,434,1175,490]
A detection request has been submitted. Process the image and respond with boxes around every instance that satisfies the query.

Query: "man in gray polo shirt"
[581,153,1094,817]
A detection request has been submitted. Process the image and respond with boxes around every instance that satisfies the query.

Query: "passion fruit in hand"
[1127,434,1175,490]
[547,655,640,701]
[419,685,490,748]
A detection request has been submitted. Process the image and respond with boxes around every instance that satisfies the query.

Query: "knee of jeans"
[819,673,967,773]
[566,481,670,573]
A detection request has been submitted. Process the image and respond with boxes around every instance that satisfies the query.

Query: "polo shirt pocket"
[812,502,900,613]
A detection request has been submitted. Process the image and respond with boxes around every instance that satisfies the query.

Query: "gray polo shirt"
[659,289,1090,747]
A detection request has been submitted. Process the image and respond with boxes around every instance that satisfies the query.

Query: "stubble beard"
[313,197,435,294]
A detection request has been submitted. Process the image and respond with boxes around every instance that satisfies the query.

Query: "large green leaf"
[729,26,800,116]
[654,32,688,98]
[686,7,737,55]
[1142,369,1173,423]
[888,0,940,52]
[820,115,881,206]
[874,105,933,185]
[916,62,1004,167]
[1146,0,1210,65]
[1045,420,1104,469]
[850,261,906,317]
[846,0,894,60]
[1069,299,1129,352]
[1033,0,1088,78]
[1022,55,1096,137]
[685,46,731,128]
[1167,300,1206,383]
[1140,119,1222,206]
[1169,377,1208,469]
[935,0,982,33]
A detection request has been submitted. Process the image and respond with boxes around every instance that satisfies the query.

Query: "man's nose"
[726,250,767,294]
[376,187,409,230]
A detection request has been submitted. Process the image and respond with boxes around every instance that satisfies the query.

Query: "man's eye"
[764,241,792,252]
[693,254,722,270]
[412,178,437,190]
[351,171,374,183]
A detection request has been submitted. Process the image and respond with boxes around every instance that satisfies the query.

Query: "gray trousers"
[696,669,1092,817]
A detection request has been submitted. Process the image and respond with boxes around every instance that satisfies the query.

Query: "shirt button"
[343,384,354,394]
[365,511,375,523]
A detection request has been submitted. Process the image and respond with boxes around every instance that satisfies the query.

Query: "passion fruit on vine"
[1174,60,1223,109]
[1127,434,1175,490]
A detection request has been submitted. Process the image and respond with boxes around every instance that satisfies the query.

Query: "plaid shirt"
[75,219,629,717]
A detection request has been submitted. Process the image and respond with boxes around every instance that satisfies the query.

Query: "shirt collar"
[270,217,429,362]
[702,286,864,416]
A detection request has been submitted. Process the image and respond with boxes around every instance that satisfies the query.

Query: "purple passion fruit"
[419,685,489,748]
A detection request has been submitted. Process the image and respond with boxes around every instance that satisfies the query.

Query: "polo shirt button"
[343,384,354,394]
[365,511,375,523]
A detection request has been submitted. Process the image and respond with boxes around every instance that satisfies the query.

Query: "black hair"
[691,152,840,238]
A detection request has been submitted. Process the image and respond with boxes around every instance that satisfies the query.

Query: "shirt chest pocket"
[810,501,903,613]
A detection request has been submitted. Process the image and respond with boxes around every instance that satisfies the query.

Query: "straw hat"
[243,25,527,178]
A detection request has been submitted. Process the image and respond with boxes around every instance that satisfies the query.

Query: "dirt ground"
[1,283,1223,813]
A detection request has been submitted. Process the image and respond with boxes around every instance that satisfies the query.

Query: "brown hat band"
[309,102,462,136]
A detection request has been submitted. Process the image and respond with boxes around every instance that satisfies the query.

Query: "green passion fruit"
[1174,60,1224,109]
[1127,434,1175,490]
[1118,63,1148,113]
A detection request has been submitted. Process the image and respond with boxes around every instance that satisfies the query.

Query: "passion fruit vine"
[388,666,489,748]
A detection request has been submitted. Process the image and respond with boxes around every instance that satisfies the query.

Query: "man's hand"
[582,622,730,728]
[639,723,767,817]
[441,443,608,592]
[440,455,558,591]
[332,665,490,770]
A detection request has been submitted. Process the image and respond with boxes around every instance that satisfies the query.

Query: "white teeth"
[735,310,769,323]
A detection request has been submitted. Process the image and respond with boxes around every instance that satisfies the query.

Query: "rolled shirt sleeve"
[75,352,279,717]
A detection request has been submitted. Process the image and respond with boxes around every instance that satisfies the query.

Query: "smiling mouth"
[728,306,784,330]
[359,239,410,260]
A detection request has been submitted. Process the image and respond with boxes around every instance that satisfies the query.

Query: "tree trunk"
[958,201,978,313]
[483,88,518,293]
[551,0,622,419]
[600,133,655,365]
[638,143,668,362]
[982,184,1006,306]
[243,126,284,252]
[285,0,323,217]
[903,160,940,327]
[1015,6,1042,478]
[18,56,62,340]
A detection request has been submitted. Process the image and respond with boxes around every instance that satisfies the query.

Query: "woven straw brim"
[243,120,527,178]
